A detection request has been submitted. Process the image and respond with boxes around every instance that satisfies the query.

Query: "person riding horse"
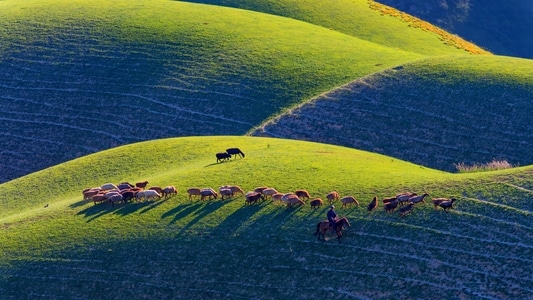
[327,205,339,232]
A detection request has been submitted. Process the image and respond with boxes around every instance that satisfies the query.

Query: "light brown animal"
[326,191,340,204]
[162,186,178,199]
[271,192,284,205]
[187,188,202,200]
[262,188,278,199]
[284,195,305,207]
[83,188,102,200]
[200,188,218,201]
[229,185,245,196]
[92,194,107,205]
[340,196,359,208]
[409,193,429,204]
[254,186,269,193]
[310,198,323,209]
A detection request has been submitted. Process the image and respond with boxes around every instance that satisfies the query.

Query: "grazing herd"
[82,181,178,207]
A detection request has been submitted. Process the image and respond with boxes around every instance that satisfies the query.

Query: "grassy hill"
[1,136,533,299]
[252,55,533,171]
[0,0,489,183]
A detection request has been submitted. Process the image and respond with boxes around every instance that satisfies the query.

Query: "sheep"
[438,198,457,212]
[384,199,400,213]
[262,188,278,200]
[367,196,379,212]
[135,181,149,189]
[326,191,340,204]
[399,202,415,217]
[294,189,311,201]
[310,198,324,209]
[340,196,359,208]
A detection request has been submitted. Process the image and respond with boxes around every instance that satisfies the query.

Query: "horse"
[226,148,245,159]
[216,152,231,163]
[314,217,351,242]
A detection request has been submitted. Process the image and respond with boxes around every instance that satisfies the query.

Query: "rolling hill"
[252,55,533,171]
[0,0,496,183]
[1,136,532,299]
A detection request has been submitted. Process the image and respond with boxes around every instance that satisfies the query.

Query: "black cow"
[226,148,245,159]
[216,152,231,163]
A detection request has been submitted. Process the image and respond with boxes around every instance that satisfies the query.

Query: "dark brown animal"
[399,202,415,217]
[135,181,149,189]
[226,148,245,159]
[149,186,164,195]
[314,217,351,242]
[367,196,379,212]
[438,198,457,212]
[92,194,107,205]
[254,186,269,194]
[432,197,453,209]
[384,199,400,213]
[216,152,231,163]
[409,193,429,204]
[382,197,397,204]
[117,182,135,190]
[120,190,136,203]
[295,189,311,200]
[245,192,263,205]
[310,198,323,209]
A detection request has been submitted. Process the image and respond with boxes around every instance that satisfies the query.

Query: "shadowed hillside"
[377,0,533,59]
[252,55,533,171]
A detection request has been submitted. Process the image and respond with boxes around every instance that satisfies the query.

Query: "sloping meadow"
[1,136,532,299]
[0,0,431,183]
[252,55,533,172]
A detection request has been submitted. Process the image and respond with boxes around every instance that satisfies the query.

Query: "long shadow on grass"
[77,200,154,221]
[69,199,88,208]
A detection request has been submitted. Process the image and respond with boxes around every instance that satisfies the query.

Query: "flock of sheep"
[82,180,458,217]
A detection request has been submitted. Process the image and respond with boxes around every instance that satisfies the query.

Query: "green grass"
[1,136,532,299]
[253,55,533,171]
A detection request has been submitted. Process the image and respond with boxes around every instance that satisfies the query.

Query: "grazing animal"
[200,188,218,201]
[149,186,164,195]
[228,185,245,196]
[83,188,102,200]
[92,194,107,205]
[135,181,149,189]
[271,192,284,205]
[432,197,453,209]
[409,193,429,204]
[397,192,417,206]
[340,196,359,208]
[310,198,324,209]
[245,192,263,205]
[438,198,457,212]
[187,188,202,200]
[101,183,118,191]
[136,190,161,201]
[326,191,340,204]
[254,186,269,194]
[120,190,136,203]
[162,186,178,199]
[367,196,379,212]
[384,199,400,213]
[284,195,305,207]
[261,188,278,199]
[107,193,124,207]
[399,202,415,217]
[295,189,311,200]
[314,217,351,242]
[117,182,134,190]
[216,152,231,163]
[382,197,397,204]
[219,188,234,200]
[226,148,245,159]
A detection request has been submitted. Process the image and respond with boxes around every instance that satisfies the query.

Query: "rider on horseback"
[327,205,339,232]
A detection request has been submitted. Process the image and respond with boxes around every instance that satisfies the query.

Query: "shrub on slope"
[252,55,533,172]
[0,0,423,183]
